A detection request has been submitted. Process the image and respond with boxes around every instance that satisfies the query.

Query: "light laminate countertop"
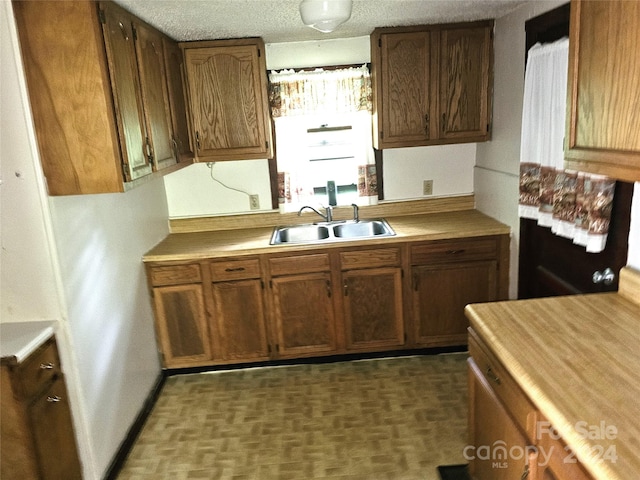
[143,209,510,262]
[0,321,57,365]
[465,268,640,480]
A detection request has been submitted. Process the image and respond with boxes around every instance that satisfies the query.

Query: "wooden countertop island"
[465,267,640,480]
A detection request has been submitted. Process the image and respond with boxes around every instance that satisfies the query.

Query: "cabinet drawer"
[269,254,330,276]
[150,264,202,286]
[210,258,261,281]
[411,237,497,264]
[15,338,61,400]
[339,248,401,270]
[468,328,538,443]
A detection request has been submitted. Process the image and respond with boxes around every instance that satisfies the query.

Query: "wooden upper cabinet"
[182,38,273,161]
[439,25,492,141]
[163,39,193,162]
[565,0,640,182]
[11,0,190,195]
[375,31,436,147]
[133,21,176,171]
[371,21,493,149]
[100,2,151,181]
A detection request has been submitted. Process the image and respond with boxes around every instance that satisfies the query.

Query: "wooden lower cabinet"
[1,337,82,480]
[468,327,593,480]
[149,264,212,368]
[211,279,270,362]
[468,357,532,480]
[145,233,509,369]
[270,273,338,357]
[342,267,404,350]
[411,236,503,347]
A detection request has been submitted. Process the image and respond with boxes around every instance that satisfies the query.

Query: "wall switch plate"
[423,180,433,196]
[249,194,260,210]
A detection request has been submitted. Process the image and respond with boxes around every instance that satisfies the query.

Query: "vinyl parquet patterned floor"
[117,353,469,480]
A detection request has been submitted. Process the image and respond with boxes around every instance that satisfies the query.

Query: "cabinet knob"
[485,366,501,385]
[40,362,55,370]
[592,267,615,285]
[47,395,62,403]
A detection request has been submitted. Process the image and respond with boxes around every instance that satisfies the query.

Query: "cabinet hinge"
[265,141,269,150]
[98,8,106,24]
[380,131,384,139]
[378,38,382,48]
[261,280,265,290]
[257,48,261,58]
[132,25,138,41]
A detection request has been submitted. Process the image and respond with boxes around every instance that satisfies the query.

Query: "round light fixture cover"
[299,0,353,33]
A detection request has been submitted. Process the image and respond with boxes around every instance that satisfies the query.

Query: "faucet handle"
[351,203,359,222]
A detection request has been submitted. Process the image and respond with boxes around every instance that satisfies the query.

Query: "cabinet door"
[152,284,211,367]
[134,22,175,170]
[377,31,435,147]
[413,261,497,346]
[270,273,338,357]
[565,0,640,182]
[184,43,271,160]
[100,2,151,181]
[163,39,193,162]
[28,376,82,480]
[343,267,404,350]
[439,25,492,142]
[468,358,533,480]
[211,280,270,361]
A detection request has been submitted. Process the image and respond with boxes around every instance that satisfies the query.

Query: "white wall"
[2,2,168,478]
[163,36,478,218]
[475,0,567,298]
[49,183,167,478]
[1,0,61,322]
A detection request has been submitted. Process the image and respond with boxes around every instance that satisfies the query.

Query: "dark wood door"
[519,4,633,298]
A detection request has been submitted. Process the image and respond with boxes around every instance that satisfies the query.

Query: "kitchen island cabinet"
[370,20,493,149]
[564,0,640,182]
[12,0,191,195]
[144,206,510,369]
[465,266,640,480]
[1,327,82,480]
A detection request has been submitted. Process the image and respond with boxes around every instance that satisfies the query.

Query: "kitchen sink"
[270,219,395,245]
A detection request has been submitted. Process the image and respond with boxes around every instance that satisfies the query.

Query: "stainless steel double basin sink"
[270,219,395,245]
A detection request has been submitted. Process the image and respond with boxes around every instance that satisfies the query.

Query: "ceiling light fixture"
[299,0,353,33]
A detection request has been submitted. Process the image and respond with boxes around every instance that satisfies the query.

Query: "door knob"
[592,268,615,285]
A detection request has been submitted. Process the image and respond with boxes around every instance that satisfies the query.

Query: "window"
[269,65,378,211]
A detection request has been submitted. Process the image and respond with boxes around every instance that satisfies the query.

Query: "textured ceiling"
[114,0,529,44]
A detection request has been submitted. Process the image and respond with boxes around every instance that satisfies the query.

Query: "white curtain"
[519,38,615,253]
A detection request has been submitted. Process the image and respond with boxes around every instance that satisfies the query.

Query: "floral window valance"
[268,64,372,118]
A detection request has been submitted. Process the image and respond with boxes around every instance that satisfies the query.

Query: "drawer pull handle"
[47,395,62,403]
[486,366,501,385]
[224,267,246,272]
[40,363,55,370]
[446,249,466,255]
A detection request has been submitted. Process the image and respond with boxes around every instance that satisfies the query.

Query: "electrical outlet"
[423,180,433,196]
[249,194,260,210]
